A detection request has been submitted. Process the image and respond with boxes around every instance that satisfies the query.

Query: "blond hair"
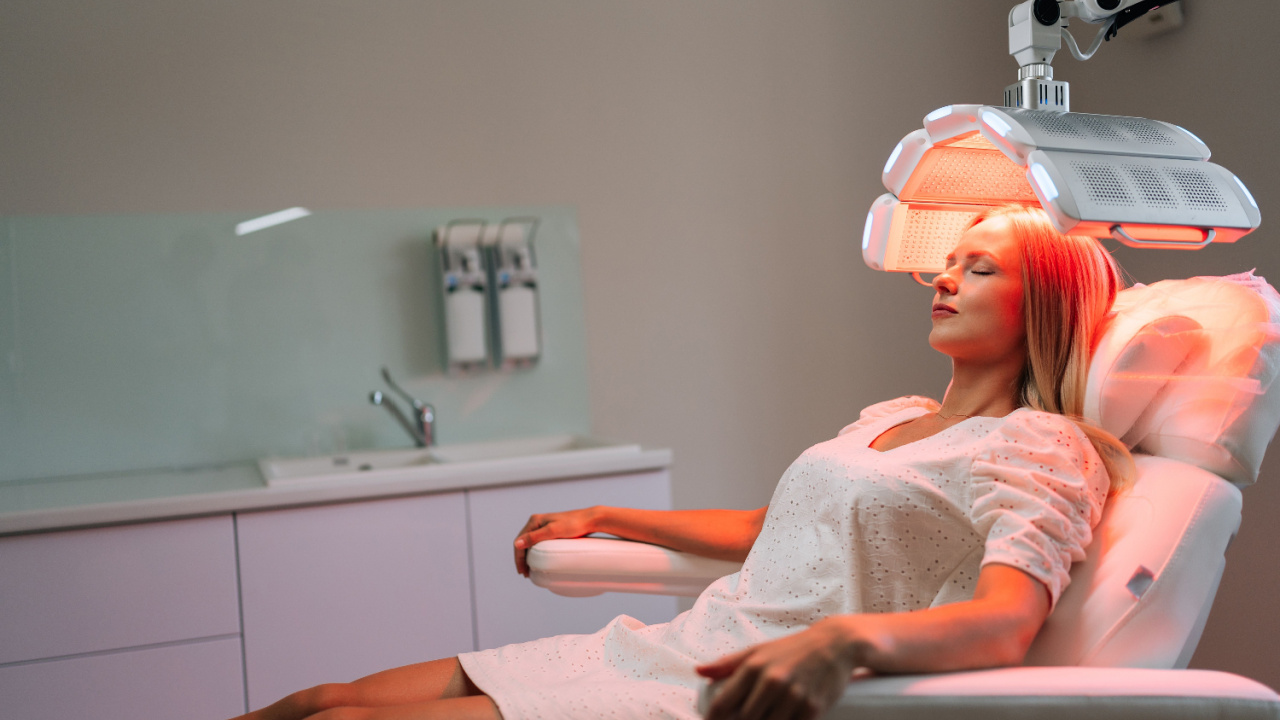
[969,205,1134,493]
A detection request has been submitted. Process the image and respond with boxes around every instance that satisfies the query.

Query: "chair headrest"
[1084,271,1280,486]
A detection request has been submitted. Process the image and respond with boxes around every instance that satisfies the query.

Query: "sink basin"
[258,434,642,487]
[258,447,435,484]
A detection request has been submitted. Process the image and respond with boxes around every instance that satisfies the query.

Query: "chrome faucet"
[369,367,435,448]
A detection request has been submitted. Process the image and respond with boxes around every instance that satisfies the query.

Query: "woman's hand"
[513,507,602,577]
[696,618,859,720]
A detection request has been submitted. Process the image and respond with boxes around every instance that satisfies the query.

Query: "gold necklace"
[936,410,977,420]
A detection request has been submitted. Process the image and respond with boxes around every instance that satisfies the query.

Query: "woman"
[237,205,1133,720]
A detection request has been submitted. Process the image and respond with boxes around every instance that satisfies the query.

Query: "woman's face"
[929,217,1027,365]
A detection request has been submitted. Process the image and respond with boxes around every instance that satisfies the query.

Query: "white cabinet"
[468,470,678,650]
[0,516,243,719]
[236,492,475,711]
[0,515,240,665]
[0,465,673,717]
[0,636,245,720]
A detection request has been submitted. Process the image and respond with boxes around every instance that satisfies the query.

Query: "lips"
[931,303,957,318]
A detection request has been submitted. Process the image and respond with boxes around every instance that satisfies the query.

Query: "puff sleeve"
[967,410,1109,608]
[837,396,941,437]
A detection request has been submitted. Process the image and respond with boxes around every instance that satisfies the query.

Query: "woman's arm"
[513,506,767,576]
[698,563,1050,720]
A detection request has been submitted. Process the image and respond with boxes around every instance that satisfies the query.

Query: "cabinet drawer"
[0,515,240,664]
[0,635,245,720]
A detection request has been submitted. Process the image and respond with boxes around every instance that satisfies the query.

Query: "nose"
[932,268,958,296]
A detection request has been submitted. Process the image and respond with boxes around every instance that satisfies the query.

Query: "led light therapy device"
[863,0,1262,275]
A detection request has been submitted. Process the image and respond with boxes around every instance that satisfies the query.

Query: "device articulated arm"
[1011,0,1183,65]
[1007,0,1180,111]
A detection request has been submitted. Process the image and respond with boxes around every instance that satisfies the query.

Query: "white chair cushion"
[528,537,742,598]
[1025,455,1241,668]
[1086,272,1280,486]
[1085,313,1204,439]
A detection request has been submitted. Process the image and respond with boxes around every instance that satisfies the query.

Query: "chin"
[927,330,958,356]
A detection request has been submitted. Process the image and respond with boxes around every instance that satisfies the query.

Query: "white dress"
[458,397,1109,720]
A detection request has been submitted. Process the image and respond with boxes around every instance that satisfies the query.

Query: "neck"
[939,356,1024,419]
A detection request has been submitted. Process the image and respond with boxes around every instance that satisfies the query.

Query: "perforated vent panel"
[1012,111,1189,156]
[1021,112,1087,139]
[1112,118,1178,147]
[1076,115,1126,143]
[1073,162,1136,206]
[896,208,981,270]
[1123,165,1179,208]
[913,150,1037,203]
[1166,168,1229,210]
[1054,153,1240,222]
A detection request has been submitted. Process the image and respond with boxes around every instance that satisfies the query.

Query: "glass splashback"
[0,207,590,485]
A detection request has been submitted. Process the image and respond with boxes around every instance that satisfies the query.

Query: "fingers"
[719,668,812,720]
[774,694,815,720]
[512,532,543,577]
[513,514,564,576]
[513,525,548,549]
[705,666,783,720]
[512,509,596,576]
[514,523,553,551]
[513,528,556,577]
[513,515,546,577]
[737,671,784,720]
[702,649,831,720]
[703,664,752,720]
[516,514,546,542]
[695,648,749,680]
[514,542,529,577]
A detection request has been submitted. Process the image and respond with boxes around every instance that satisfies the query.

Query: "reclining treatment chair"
[528,272,1280,719]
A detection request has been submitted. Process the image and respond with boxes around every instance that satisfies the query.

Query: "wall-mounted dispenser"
[486,217,541,369]
[435,220,491,373]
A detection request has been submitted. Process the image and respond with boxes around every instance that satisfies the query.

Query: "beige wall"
[0,0,1008,515]
[3,0,1279,688]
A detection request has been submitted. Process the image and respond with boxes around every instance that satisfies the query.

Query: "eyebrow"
[945,249,998,264]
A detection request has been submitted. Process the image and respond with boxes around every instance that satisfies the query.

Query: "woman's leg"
[234,657,491,720]
[307,696,500,720]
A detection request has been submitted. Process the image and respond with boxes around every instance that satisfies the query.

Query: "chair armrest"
[526,537,743,597]
[702,667,1280,720]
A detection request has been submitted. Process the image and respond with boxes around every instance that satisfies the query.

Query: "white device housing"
[864,105,1262,274]
[485,219,541,369]
[436,222,491,371]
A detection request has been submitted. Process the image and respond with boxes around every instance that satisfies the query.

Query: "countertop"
[0,445,672,536]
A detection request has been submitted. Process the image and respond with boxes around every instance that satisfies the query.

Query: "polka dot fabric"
[458,396,1108,719]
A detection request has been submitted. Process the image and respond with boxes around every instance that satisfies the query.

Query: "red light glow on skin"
[929,217,1027,369]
